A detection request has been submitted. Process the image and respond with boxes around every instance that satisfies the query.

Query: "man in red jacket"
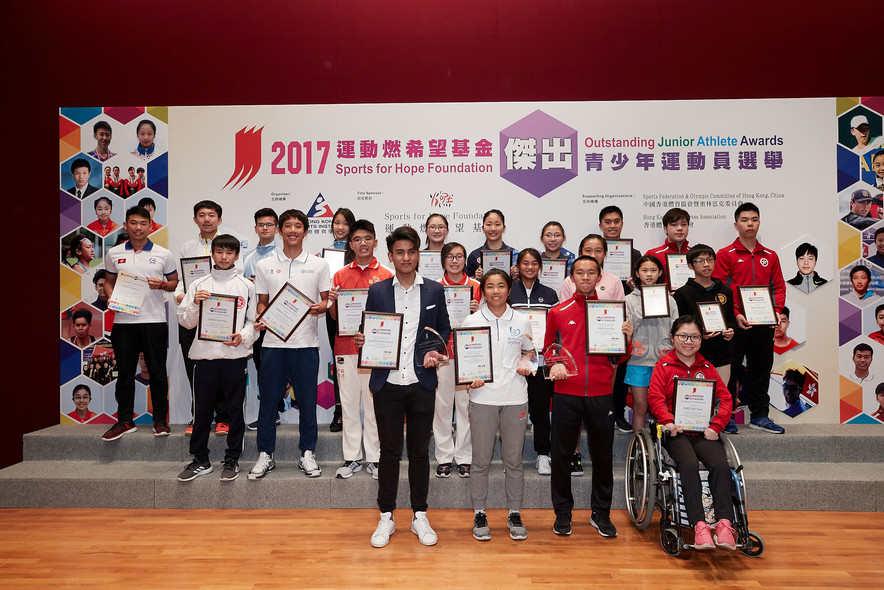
[544,256,633,538]
[712,202,786,434]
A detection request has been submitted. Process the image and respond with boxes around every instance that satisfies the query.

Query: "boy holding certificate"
[645,207,691,288]
[713,202,786,435]
[175,234,256,482]
[249,209,331,480]
[101,206,179,441]
[326,219,392,480]
[544,256,633,539]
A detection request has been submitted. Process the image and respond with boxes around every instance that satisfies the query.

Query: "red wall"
[3,0,879,468]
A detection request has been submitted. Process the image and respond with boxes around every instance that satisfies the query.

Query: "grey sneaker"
[507,512,527,541]
[177,459,212,482]
[335,459,363,479]
[472,512,491,541]
[248,451,275,480]
[220,458,239,482]
[366,462,379,480]
[299,450,322,477]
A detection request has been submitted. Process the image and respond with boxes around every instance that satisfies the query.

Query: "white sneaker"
[535,454,551,476]
[248,451,275,480]
[299,450,322,477]
[371,512,395,548]
[335,460,363,479]
[411,511,438,546]
[365,462,379,480]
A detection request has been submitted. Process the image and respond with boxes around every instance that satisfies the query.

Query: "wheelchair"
[624,424,764,557]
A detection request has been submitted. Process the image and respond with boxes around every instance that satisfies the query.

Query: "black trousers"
[526,372,553,455]
[612,361,628,421]
[190,358,247,462]
[662,434,734,526]
[111,322,168,425]
[180,325,228,421]
[373,382,435,514]
[730,325,775,419]
[551,393,614,515]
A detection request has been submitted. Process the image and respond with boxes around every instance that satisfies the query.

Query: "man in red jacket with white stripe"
[713,202,786,434]
[544,256,633,538]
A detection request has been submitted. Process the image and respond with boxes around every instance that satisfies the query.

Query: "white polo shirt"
[105,240,177,324]
[254,249,330,349]
[461,305,533,406]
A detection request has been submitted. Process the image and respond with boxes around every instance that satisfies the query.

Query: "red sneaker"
[693,521,714,550]
[714,519,736,550]
[153,421,171,436]
[185,423,193,436]
[101,422,137,441]
[215,422,229,436]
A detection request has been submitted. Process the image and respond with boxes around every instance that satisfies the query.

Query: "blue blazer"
[365,277,451,393]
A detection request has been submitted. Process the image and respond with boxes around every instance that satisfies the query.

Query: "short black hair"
[570,255,601,276]
[349,218,376,239]
[662,207,690,226]
[795,242,818,258]
[854,342,874,356]
[632,255,664,285]
[70,158,91,174]
[783,368,806,387]
[850,265,872,280]
[125,206,151,222]
[93,269,107,284]
[734,202,760,221]
[480,268,513,292]
[193,200,222,218]
[72,308,93,324]
[598,205,623,223]
[517,247,542,267]
[93,120,112,134]
[670,314,703,336]
[137,196,156,210]
[279,209,308,230]
[578,233,607,255]
[211,233,240,255]
[136,119,156,134]
[780,306,790,319]
[254,208,278,224]
[483,209,506,225]
[386,226,421,252]
[872,149,884,162]
[875,303,884,317]
[93,196,112,210]
[686,244,716,265]
[540,221,565,240]
[441,241,466,261]
[72,384,92,398]
[136,167,144,174]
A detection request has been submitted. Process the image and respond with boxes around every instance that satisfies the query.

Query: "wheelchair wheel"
[660,528,681,556]
[739,530,765,557]
[624,428,656,529]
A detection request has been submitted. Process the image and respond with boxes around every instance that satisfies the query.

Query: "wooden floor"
[0,508,880,589]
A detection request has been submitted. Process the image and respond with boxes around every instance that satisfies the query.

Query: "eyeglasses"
[673,333,702,343]
[427,225,447,231]
[256,223,277,228]
[350,237,374,244]
[445,254,464,261]
[691,258,714,265]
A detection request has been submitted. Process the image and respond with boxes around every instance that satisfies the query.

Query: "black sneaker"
[247,415,281,431]
[590,511,618,538]
[220,458,239,482]
[329,406,343,432]
[457,463,471,478]
[177,459,212,482]
[435,463,452,478]
[472,512,491,541]
[553,513,572,536]
[570,453,584,477]
[615,416,632,434]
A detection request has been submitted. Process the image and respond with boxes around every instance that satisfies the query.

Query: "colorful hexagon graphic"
[838,106,883,154]
[839,298,863,345]
[317,379,335,410]
[769,360,818,418]
[60,340,82,386]
[780,235,833,295]
[81,190,125,238]
[61,227,102,276]
[861,147,884,189]
[499,110,577,198]
[60,152,102,197]
[61,302,104,349]
[60,377,107,425]
[839,260,881,308]
[82,338,116,387]
[774,301,805,355]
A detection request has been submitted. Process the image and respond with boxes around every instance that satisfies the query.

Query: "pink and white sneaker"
[693,521,715,550]
[713,519,736,550]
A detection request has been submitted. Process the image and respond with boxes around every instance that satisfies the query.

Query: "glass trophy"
[416,326,449,365]
[519,335,539,375]
[542,343,578,380]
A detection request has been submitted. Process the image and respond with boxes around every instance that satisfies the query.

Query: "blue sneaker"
[749,416,784,434]
[724,418,739,434]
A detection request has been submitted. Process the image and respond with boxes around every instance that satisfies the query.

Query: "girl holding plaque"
[461,269,536,541]
[326,207,356,432]
[624,256,678,432]
[434,242,481,477]
[510,248,559,475]
[539,221,575,274]
[466,209,519,280]
[423,213,449,250]
[648,316,736,550]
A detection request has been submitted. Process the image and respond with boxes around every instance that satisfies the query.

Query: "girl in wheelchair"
[647,315,736,550]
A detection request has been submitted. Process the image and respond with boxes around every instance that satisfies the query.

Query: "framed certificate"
[604,239,633,281]
[672,378,716,433]
[322,248,347,276]
[666,253,693,290]
[358,311,404,369]
[481,249,511,273]
[514,307,547,353]
[737,286,777,325]
[443,284,473,329]
[697,301,727,332]
[640,284,670,318]
[256,282,315,342]
[107,271,148,316]
[453,327,493,385]
[336,288,369,337]
[419,250,444,281]
[540,258,568,292]
[585,300,627,355]
[198,293,238,342]
[180,256,212,292]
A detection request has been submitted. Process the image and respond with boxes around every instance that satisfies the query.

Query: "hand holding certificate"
[672,378,716,433]
[336,288,369,337]
[256,282,314,342]
[108,271,149,315]
[198,293,238,342]
[585,301,627,355]
[737,286,777,326]
[453,327,493,385]
[358,312,404,369]
[640,284,670,318]
[697,301,727,333]
[482,250,511,273]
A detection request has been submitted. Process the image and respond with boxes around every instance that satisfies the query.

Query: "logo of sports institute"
[500,110,577,198]
[223,126,263,190]
[307,194,335,218]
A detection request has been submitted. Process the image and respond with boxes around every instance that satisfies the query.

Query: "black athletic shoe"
[614,417,632,433]
[570,453,584,477]
[553,513,572,536]
[590,511,618,538]
[247,415,281,431]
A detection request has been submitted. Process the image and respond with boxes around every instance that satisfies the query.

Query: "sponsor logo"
[306,193,335,236]
[223,126,263,190]
[568,320,577,325]
[429,191,453,208]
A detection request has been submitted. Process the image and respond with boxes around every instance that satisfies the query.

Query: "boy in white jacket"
[176,234,257,482]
